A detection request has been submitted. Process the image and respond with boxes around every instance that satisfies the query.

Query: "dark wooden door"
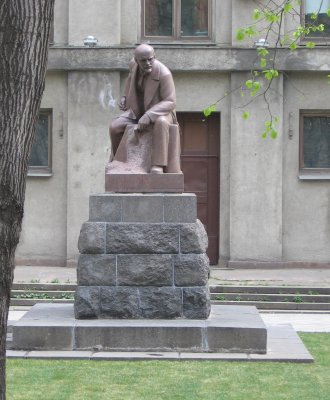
[178,112,220,265]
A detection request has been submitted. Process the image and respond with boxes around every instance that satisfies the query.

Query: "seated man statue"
[109,43,177,174]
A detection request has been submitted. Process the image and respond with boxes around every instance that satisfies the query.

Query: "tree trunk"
[0,1,54,398]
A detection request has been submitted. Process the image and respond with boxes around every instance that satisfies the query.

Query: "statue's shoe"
[150,165,164,174]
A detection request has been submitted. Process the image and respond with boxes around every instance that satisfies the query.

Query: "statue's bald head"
[134,44,155,74]
[134,44,155,59]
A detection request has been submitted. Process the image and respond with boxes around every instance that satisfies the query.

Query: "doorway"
[177,112,220,265]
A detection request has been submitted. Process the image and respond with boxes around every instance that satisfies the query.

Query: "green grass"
[6,333,330,400]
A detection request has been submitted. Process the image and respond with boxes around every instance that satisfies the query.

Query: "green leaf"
[289,42,297,51]
[203,104,215,117]
[311,12,317,20]
[242,111,250,120]
[253,9,261,20]
[251,81,261,96]
[258,48,269,57]
[260,58,267,68]
[318,24,325,32]
[270,129,278,139]
[245,80,253,89]
[327,8,330,17]
[236,29,245,41]
[306,41,315,48]
[261,132,267,139]
[284,3,293,13]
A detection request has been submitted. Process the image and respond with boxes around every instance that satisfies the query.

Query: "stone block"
[74,287,100,319]
[89,194,122,222]
[75,325,203,352]
[106,223,179,254]
[180,220,208,254]
[183,287,211,319]
[207,327,267,353]
[122,195,164,222]
[174,254,209,286]
[139,287,182,318]
[77,254,116,286]
[164,194,197,223]
[78,222,106,254]
[100,287,141,318]
[105,173,184,193]
[117,254,173,286]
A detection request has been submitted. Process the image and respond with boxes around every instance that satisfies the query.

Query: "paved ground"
[10,265,330,333]
[13,265,330,287]
[7,265,330,361]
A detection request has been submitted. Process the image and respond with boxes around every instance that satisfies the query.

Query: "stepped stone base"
[11,304,267,354]
[74,193,211,319]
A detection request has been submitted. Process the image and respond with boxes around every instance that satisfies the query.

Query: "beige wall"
[283,72,330,262]
[17,72,68,265]
[16,1,330,267]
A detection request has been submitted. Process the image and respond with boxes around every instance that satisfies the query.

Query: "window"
[28,109,52,176]
[300,110,330,176]
[142,0,211,41]
[303,0,330,39]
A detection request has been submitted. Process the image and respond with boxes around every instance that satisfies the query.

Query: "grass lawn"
[6,333,330,400]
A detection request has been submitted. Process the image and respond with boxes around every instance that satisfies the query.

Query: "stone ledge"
[105,173,184,193]
[89,193,197,223]
[12,304,268,354]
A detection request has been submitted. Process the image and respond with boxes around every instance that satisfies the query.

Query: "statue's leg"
[151,115,172,173]
[109,116,134,159]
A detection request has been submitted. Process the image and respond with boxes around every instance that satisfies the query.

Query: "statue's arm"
[146,74,176,122]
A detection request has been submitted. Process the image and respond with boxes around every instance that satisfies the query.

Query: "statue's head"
[134,44,155,74]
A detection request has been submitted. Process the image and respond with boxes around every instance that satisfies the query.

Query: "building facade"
[16,0,330,268]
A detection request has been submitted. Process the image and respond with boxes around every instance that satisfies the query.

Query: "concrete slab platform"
[6,326,313,362]
[11,304,267,354]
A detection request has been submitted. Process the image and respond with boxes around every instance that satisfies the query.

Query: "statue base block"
[74,193,210,319]
[12,304,267,354]
[105,172,184,193]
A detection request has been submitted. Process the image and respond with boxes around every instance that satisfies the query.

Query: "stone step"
[210,285,330,295]
[12,283,77,291]
[211,300,330,311]
[10,298,74,307]
[211,292,330,303]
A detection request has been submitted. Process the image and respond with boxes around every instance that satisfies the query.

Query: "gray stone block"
[174,254,209,286]
[106,223,179,254]
[164,194,197,223]
[75,325,203,352]
[122,195,164,222]
[180,219,208,254]
[139,287,182,318]
[207,327,267,353]
[117,254,173,286]
[89,194,122,222]
[77,254,116,286]
[78,222,106,254]
[183,287,211,319]
[74,287,100,319]
[100,287,141,318]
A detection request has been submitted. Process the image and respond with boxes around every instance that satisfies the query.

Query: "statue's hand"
[118,96,127,111]
[138,114,151,131]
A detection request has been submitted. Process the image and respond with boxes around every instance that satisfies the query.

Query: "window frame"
[141,0,212,43]
[28,109,53,177]
[301,0,330,43]
[299,109,330,179]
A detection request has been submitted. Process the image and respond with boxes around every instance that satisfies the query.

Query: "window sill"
[298,171,330,180]
[27,171,53,178]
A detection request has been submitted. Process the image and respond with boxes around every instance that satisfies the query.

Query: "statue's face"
[135,48,155,74]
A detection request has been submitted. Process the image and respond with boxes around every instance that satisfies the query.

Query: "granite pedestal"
[74,193,211,320]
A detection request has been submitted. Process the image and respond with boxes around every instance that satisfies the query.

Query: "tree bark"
[0,1,54,398]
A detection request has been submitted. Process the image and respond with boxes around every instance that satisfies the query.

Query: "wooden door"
[177,112,220,265]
